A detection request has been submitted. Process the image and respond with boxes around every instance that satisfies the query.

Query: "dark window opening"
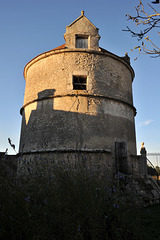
[73,76,87,90]
[76,36,88,48]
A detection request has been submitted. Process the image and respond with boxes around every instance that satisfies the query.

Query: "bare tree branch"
[124,0,160,57]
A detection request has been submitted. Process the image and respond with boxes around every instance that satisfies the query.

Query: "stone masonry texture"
[19,12,137,175]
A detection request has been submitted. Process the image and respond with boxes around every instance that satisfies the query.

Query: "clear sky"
[0,0,160,165]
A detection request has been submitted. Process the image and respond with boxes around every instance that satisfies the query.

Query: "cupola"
[64,11,101,50]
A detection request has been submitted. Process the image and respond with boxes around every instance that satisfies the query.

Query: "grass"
[126,204,160,240]
[0,157,160,240]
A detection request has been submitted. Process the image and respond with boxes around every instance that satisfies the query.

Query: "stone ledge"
[19,148,112,155]
[20,93,137,116]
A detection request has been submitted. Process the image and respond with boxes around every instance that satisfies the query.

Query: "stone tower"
[19,11,137,174]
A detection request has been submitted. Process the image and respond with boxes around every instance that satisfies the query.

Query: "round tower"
[19,12,136,174]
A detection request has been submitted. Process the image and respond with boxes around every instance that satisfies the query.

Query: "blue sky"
[0,0,160,164]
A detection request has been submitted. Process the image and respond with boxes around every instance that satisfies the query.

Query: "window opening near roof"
[76,36,88,48]
[73,76,87,90]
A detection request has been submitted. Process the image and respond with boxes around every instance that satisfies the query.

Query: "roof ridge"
[67,11,97,29]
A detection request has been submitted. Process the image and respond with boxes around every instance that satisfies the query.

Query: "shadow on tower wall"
[18,89,138,175]
[19,89,136,154]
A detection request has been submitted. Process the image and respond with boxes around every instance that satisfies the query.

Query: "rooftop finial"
[81,10,84,15]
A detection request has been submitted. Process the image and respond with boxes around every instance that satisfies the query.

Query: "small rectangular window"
[73,76,87,90]
[76,36,88,48]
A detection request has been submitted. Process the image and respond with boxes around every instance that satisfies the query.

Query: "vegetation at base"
[0,158,160,240]
[127,204,160,240]
[147,166,158,176]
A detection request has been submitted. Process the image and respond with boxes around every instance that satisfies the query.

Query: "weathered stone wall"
[23,50,134,106]
[19,48,136,165]
[20,97,136,154]
[0,153,17,177]
[17,151,114,176]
